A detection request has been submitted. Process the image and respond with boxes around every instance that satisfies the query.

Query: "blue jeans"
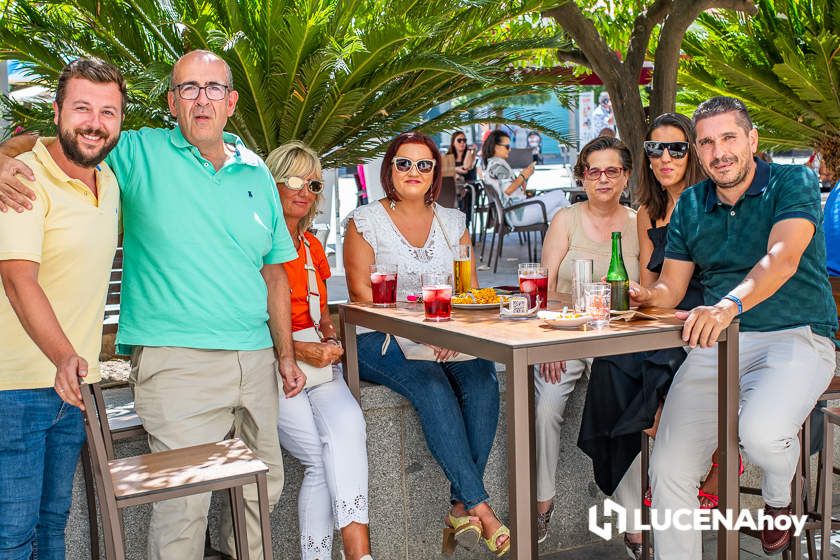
[357,332,500,509]
[0,388,86,560]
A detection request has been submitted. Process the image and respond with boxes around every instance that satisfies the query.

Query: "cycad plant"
[679,0,840,173]
[0,0,574,167]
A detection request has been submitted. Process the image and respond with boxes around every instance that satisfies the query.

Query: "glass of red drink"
[518,263,548,309]
[421,272,453,321]
[370,264,398,307]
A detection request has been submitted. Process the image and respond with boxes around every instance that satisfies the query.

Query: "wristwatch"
[323,336,342,347]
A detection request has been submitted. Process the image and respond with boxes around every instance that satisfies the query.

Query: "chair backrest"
[80,384,122,521]
[437,176,458,209]
[481,183,507,231]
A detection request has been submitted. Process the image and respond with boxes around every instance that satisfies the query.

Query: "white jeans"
[276,366,369,560]
[534,359,644,530]
[650,326,836,559]
[507,189,570,227]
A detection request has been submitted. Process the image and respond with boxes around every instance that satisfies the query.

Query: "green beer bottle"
[607,231,629,311]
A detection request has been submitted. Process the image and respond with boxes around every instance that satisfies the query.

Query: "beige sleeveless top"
[555,203,640,294]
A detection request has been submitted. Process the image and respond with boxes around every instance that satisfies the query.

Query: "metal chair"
[481,184,548,272]
[80,383,273,559]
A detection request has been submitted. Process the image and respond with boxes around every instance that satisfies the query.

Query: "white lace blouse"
[343,200,467,301]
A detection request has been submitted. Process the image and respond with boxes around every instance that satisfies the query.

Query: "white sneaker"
[340,553,374,560]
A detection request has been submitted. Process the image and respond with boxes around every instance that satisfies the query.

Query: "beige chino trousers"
[130,346,284,560]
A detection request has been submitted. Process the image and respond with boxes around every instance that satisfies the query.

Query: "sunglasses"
[455,138,466,143]
[281,176,325,194]
[497,143,511,149]
[644,141,689,159]
[392,157,436,174]
[583,166,625,181]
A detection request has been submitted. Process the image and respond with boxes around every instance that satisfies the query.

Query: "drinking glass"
[370,264,398,307]
[573,259,594,312]
[453,244,472,295]
[518,263,548,309]
[421,272,453,321]
[584,282,611,329]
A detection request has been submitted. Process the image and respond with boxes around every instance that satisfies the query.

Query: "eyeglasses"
[455,138,466,143]
[583,167,625,181]
[392,157,436,174]
[644,141,689,159]
[280,176,325,194]
[172,82,229,101]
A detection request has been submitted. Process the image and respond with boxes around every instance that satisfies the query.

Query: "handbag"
[293,235,335,389]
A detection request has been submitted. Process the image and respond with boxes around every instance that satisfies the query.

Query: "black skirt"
[577,348,686,496]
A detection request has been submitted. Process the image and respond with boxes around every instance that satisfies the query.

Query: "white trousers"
[276,366,369,560]
[650,326,836,559]
[534,359,644,532]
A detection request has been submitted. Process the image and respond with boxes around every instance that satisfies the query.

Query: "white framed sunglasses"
[392,157,436,174]
[280,176,325,194]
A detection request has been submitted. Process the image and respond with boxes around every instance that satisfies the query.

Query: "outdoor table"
[339,302,740,559]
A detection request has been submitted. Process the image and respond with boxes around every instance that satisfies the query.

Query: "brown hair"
[693,96,753,132]
[449,131,466,160]
[56,58,127,113]
[573,136,633,181]
[637,113,706,223]
[380,132,442,206]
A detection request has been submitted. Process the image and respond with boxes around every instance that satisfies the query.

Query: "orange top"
[283,232,331,332]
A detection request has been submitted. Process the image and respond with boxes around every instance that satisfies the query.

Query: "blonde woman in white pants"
[267,142,373,560]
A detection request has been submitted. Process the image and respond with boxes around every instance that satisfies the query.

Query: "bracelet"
[323,336,342,346]
[722,294,743,315]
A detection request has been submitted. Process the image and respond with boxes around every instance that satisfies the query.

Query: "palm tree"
[679,0,840,174]
[0,0,575,167]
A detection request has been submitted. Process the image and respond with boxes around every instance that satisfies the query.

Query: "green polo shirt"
[666,158,837,339]
[104,126,297,354]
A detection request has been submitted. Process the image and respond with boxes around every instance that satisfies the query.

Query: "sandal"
[698,455,744,510]
[643,455,744,509]
[481,508,511,557]
[442,512,482,554]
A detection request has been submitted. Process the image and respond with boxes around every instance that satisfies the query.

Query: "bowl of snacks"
[452,288,502,309]
[538,308,592,329]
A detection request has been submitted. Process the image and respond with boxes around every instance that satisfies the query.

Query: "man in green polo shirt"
[632,96,837,559]
[0,50,303,560]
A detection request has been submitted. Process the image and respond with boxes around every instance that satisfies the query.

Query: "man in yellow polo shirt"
[0,58,124,559]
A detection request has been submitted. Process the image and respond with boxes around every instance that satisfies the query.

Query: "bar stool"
[81,383,274,559]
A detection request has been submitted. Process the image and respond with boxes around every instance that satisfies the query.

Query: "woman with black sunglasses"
[577,114,713,559]
[481,130,570,227]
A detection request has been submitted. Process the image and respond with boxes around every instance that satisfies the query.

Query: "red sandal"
[642,455,743,509]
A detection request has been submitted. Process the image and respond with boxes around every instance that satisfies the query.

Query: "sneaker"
[536,502,554,544]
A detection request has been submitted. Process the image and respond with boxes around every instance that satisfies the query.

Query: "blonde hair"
[265,141,324,234]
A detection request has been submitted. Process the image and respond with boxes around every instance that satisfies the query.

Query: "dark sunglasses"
[281,176,325,194]
[497,143,511,149]
[393,157,436,174]
[455,138,466,143]
[644,141,689,159]
[583,166,624,181]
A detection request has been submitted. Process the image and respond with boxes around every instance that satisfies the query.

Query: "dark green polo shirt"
[665,158,837,339]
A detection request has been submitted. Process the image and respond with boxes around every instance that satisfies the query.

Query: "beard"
[57,124,119,168]
[706,153,751,189]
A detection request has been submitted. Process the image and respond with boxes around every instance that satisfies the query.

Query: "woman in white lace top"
[344,133,510,556]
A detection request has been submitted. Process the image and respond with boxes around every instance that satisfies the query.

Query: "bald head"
[169,50,233,90]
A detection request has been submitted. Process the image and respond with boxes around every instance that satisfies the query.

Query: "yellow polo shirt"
[0,139,119,390]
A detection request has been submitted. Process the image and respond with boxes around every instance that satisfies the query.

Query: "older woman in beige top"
[532,136,640,544]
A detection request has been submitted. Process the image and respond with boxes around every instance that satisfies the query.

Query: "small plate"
[538,310,591,328]
[610,307,639,314]
[452,303,499,310]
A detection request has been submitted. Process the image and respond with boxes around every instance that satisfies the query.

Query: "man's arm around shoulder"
[0,133,39,212]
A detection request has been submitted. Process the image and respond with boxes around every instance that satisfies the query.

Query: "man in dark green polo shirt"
[632,96,837,559]
[0,50,304,560]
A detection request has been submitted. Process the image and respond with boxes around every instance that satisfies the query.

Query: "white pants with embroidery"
[277,365,369,560]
